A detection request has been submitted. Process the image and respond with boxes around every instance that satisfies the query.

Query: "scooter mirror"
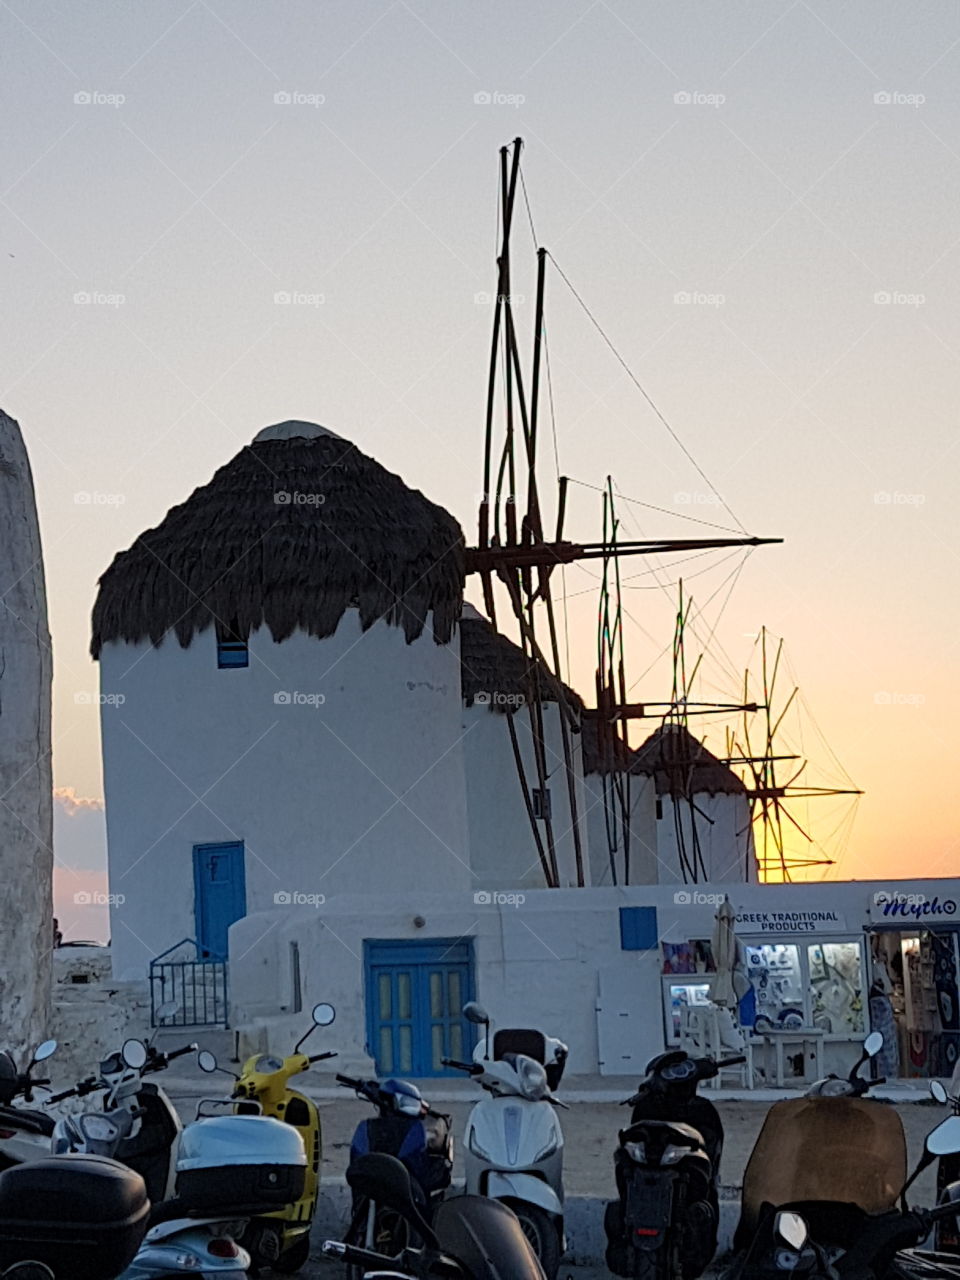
[932,1080,949,1105]
[121,1039,148,1070]
[312,1003,336,1027]
[197,1050,218,1074]
[2,1264,56,1279]
[863,1031,883,1058]
[462,1002,489,1025]
[32,1040,57,1063]
[928,1116,960,1158]
[775,1211,808,1252]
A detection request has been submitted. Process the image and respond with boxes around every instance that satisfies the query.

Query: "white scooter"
[52,1035,307,1277]
[0,1040,59,1170]
[442,1001,568,1280]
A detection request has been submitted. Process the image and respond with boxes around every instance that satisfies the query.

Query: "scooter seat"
[0,1106,54,1138]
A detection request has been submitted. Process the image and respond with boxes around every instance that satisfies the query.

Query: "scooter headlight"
[254,1055,284,1073]
[80,1113,119,1144]
[468,1125,494,1160]
[624,1141,646,1163]
[516,1056,548,1101]
[661,1143,687,1166]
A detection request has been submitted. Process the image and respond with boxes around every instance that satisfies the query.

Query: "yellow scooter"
[198,1002,337,1274]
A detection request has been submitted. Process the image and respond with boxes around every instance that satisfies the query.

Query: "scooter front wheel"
[502,1200,561,1280]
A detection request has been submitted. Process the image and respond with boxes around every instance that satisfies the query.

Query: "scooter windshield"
[739,1097,907,1237]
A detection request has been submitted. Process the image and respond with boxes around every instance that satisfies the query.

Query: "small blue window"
[217,638,248,668]
[619,906,658,951]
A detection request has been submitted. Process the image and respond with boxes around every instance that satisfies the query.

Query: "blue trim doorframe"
[193,841,246,961]
[364,938,476,1077]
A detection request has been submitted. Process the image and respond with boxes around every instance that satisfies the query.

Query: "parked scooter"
[928,1079,960,1253]
[730,1031,902,1280]
[199,1000,337,1273]
[321,1152,546,1280]
[0,1040,58,1171]
[730,1116,960,1280]
[337,1072,453,1266]
[604,1047,747,1280]
[441,1001,567,1280]
[51,1034,309,1278]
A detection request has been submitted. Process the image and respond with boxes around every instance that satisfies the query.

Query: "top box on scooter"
[176,1115,307,1211]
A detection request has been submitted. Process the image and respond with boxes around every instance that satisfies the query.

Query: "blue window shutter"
[620,906,658,951]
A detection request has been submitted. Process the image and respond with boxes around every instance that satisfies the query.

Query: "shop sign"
[734,909,845,934]
[874,891,958,923]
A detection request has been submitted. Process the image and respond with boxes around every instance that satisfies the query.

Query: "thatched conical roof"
[459,605,582,713]
[91,421,465,657]
[631,723,745,796]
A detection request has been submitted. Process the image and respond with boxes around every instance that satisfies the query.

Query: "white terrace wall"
[229,877,960,1078]
[463,703,591,890]
[100,613,471,980]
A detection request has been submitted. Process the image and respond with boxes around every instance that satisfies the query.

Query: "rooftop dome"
[631,723,745,796]
[91,423,464,657]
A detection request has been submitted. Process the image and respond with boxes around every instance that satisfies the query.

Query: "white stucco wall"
[583,770,658,886]
[462,703,590,890]
[229,876,960,1078]
[0,411,53,1056]
[100,612,471,979]
[655,792,758,883]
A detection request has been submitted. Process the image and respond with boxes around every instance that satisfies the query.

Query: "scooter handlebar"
[165,1044,198,1062]
[441,1058,483,1075]
[719,1055,747,1067]
[309,1051,338,1064]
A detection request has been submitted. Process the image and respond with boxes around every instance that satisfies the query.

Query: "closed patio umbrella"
[711,897,748,1009]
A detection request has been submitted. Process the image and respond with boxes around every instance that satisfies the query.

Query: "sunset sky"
[4,1,959,939]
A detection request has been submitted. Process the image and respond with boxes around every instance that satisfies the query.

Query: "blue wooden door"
[193,842,246,960]
[365,939,475,1077]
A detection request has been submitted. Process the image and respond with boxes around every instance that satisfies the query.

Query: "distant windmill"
[466,138,781,887]
[726,627,863,882]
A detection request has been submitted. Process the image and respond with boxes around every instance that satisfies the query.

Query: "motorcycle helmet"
[380,1079,425,1116]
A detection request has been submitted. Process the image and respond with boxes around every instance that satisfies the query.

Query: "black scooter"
[928,1079,960,1253]
[321,1151,545,1280]
[604,1049,746,1280]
